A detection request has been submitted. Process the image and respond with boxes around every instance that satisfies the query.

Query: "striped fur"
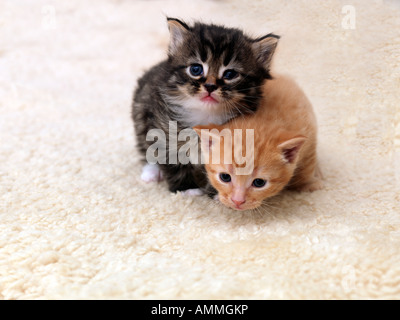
[132,18,279,192]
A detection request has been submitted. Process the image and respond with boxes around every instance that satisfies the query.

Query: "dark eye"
[219,173,231,183]
[223,69,238,80]
[189,64,203,77]
[252,179,266,188]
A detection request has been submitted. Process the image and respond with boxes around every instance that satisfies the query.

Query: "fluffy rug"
[1,0,400,299]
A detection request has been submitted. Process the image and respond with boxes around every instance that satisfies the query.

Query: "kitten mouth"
[232,204,254,211]
[218,196,253,211]
[229,202,258,211]
[222,199,248,211]
[200,93,219,104]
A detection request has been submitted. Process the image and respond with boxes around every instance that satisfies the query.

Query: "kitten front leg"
[160,163,204,193]
[140,163,164,183]
[180,188,204,196]
[179,182,218,198]
[201,182,218,199]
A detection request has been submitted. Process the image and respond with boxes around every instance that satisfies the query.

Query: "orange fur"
[194,74,323,211]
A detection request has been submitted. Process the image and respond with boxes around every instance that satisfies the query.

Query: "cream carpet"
[1,0,400,299]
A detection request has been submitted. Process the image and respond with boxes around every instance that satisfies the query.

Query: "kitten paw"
[140,164,163,183]
[180,188,204,197]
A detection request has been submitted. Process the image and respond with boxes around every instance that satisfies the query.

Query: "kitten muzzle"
[200,91,219,104]
[232,198,246,209]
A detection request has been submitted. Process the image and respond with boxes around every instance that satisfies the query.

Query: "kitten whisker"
[226,99,255,116]
[252,205,273,219]
[260,202,279,210]
[234,84,265,92]
[253,206,264,218]
[225,100,245,117]
[257,204,276,218]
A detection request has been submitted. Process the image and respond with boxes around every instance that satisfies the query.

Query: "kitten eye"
[219,173,231,183]
[189,64,204,77]
[252,178,266,188]
[223,69,239,80]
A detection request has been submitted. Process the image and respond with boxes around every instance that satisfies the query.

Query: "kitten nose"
[231,198,246,207]
[204,83,217,93]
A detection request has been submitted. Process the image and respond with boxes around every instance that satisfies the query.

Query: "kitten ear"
[193,125,222,152]
[251,33,280,69]
[278,136,306,164]
[167,17,190,55]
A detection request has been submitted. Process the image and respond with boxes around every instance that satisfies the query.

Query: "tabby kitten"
[132,17,279,192]
[194,75,323,210]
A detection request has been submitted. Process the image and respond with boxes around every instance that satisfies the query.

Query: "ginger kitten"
[194,75,323,211]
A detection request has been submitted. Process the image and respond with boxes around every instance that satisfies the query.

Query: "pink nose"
[231,199,246,207]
